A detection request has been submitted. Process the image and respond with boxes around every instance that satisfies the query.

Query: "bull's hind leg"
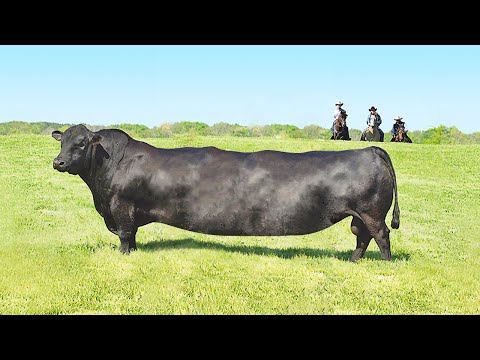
[128,227,138,251]
[350,216,373,262]
[361,214,392,261]
[110,195,137,254]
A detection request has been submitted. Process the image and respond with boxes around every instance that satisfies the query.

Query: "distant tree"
[2,121,33,134]
[114,123,149,138]
[290,129,305,138]
[301,125,326,139]
[408,130,424,143]
[231,125,252,137]
[470,132,480,143]
[0,121,73,135]
[422,125,451,144]
[249,126,264,137]
[171,121,209,135]
[144,123,174,138]
[1,121,479,144]
[272,124,299,136]
[261,124,299,137]
[205,122,235,136]
[448,126,471,143]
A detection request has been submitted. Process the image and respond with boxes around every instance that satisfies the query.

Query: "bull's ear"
[90,134,103,145]
[52,130,63,141]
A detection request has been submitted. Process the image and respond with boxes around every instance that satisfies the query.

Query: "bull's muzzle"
[53,158,66,171]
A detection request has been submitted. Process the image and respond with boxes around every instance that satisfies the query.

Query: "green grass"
[1,134,479,314]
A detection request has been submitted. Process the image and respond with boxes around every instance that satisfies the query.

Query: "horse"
[330,112,351,140]
[391,123,412,143]
[362,114,382,142]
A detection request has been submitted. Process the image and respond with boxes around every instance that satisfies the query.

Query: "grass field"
[1,134,479,314]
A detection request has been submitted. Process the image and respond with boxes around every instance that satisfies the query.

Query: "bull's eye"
[77,140,87,149]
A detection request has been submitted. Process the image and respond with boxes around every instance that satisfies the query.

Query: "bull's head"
[52,124,103,175]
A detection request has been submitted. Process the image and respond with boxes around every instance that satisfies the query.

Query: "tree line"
[1,121,479,144]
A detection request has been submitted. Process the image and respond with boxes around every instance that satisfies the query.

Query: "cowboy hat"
[394,116,403,121]
[368,106,377,111]
[335,101,343,106]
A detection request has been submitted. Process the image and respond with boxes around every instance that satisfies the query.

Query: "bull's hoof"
[380,252,392,261]
[119,244,130,254]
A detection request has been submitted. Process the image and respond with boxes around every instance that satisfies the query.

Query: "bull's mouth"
[56,166,79,175]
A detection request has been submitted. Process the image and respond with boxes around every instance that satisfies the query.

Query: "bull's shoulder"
[97,128,132,140]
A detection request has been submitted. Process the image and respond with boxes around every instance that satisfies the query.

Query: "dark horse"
[330,112,351,140]
[391,123,412,143]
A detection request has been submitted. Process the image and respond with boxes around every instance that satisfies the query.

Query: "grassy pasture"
[0,134,479,314]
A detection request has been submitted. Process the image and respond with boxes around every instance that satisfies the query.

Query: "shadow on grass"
[138,238,411,262]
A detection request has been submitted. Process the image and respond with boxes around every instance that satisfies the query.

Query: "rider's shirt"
[334,108,346,120]
[392,122,407,135]
[331,107,347,133]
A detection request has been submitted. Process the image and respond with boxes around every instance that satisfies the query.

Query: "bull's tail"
[372,146,400,229]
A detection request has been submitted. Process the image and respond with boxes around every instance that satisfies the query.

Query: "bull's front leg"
[102,213,118,235]
[109,195,137,254]
[93,198,119,235]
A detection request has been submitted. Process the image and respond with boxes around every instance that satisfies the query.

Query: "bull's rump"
[123,146,390,236]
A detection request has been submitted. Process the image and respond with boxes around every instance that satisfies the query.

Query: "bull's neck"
[78,159,111,195]
[79,143,108,185]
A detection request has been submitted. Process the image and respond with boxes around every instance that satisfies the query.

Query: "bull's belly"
[144,205,349,236]
[183,221,332,236]
[136,178,354,235]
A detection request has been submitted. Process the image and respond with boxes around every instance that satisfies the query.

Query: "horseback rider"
[330,100,347,135]
[361,106,384,141]
[391,115,408,137]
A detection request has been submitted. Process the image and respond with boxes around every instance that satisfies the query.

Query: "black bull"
[52,125,400,262]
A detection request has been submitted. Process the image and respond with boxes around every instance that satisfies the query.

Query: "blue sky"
[0,45,479,133]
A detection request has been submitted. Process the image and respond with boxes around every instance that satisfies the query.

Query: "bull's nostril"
[53,159,66,169]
